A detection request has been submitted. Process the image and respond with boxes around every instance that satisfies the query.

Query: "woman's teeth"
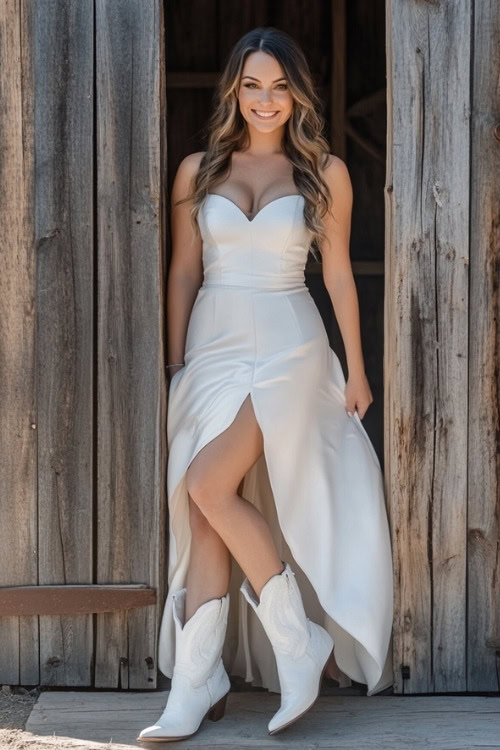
[252,110,279,119]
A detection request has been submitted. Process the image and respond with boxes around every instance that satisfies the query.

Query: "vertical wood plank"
[383,0,396,693]
[0,0,38,686]
[386,0,471,693]
[34,0,94,687]
[95,0,166,689]
[467,0,500,692]
[331,0,346,158]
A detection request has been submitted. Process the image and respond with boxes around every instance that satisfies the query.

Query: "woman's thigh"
[186,393,263,500]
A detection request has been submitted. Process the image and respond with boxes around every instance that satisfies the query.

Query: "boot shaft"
[171,588,230,687]
[240,563,310,658]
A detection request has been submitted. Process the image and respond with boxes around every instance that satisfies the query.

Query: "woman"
[138,26,393,743]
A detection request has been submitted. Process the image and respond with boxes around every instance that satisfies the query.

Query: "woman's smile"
[251,109,280,119]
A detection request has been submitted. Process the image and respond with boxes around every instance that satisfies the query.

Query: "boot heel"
[207,692,227,722]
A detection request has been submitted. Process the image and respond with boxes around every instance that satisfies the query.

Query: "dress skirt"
[158,279,394,696]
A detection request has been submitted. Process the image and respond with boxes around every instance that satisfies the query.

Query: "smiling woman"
[240,71,292,123]
[137,25,393,744]
[252,110,280,118]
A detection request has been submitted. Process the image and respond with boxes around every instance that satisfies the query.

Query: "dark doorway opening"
[164,0,386,460]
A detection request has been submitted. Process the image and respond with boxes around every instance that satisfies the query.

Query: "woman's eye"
[244,83,288,90]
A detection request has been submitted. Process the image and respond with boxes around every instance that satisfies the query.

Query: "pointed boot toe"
[240,562,334,735]
[137,588,231,742]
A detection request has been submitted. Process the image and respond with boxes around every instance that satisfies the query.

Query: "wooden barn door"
[386,0,500,693]
[0,0,166,688]
[3,0,498,696]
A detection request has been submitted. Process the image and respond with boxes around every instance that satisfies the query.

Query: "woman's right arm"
[166,152,205,381]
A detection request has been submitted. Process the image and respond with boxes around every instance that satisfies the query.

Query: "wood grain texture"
[0,0,38,687]
[331,0,346,159]
[95,0,167,689]
[34,0,94,689]
[385,0,471,692]
[0,585,156,616]
[25,691,500,748]
[467,0,500,692]
[2,0,497,697]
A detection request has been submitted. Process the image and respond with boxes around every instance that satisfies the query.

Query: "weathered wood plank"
[95,0,167,689]
[0,0,38,686]
[25,692,500,748]
[331,0,346,159]
[0,585,156,616]
[34,0,94,689]
[386,0,471,692]
[467,0,500,692]
[384,0,395,695]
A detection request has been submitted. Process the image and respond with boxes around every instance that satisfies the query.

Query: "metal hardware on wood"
[401,665,410,679]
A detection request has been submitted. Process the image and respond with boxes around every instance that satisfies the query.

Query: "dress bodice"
[197,193,313,290]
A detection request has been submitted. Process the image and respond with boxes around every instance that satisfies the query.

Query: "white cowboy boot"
[240,561,334,735]
[137,588,231,742]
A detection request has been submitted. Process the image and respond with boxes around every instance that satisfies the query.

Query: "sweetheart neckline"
[205,193,303,224]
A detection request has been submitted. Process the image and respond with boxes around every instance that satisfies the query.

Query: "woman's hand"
[344,370,373,419]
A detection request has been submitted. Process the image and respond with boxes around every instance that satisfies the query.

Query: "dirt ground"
[0,684,40,748]
[0,685,38,726]
[0,685,128,750]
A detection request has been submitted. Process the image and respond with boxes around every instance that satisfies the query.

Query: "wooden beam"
[331,0,346,158]
[166,71,219,88]
[346,88,386,118]
[307,260,384,276]
[0,585,156,617]
[344,122,385,164]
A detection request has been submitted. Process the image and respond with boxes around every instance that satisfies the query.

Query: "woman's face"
[238,51,294,132]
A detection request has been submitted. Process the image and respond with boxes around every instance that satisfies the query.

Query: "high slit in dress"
[157,191,394,696]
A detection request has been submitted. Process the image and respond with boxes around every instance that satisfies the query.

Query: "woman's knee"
[188,494,214,534]
[186,462,235,516]
[186,464,219,512]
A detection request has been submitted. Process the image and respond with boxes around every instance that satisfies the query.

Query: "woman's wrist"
[347,366,366,380]
[346,355,365,379]
[166,362,185,378]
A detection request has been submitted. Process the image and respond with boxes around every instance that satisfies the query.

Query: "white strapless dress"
[158,192,394,696]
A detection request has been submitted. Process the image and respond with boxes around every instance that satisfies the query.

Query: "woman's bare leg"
[184,498,232,621]
[184,394,284,620]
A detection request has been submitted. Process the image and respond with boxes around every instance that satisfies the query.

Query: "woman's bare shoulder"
[172,151,207,202]
[176,151,207,180]
[321,153,348,176]
[321,153,352,195]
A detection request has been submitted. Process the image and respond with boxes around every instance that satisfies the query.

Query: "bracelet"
[166,363,184,368]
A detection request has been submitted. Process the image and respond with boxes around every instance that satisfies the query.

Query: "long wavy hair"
[177,27,334,261]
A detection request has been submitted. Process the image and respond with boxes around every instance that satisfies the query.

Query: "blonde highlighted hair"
[176,26,334,261]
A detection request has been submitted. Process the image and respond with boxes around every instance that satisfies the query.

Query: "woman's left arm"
[319,155,373,419]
